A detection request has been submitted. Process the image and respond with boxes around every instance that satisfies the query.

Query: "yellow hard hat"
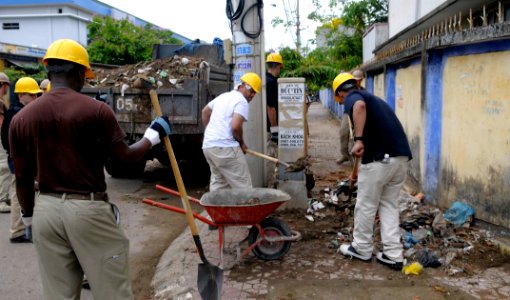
[47,82,51,92]
[14,77,43,94]
[0,72,10,84]
[266,53,283,65]
[43,39,94,79]
[240,72,262,94]
[332,73,356,102]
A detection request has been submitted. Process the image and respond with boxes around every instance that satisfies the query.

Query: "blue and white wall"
[0,0,191,51]
[322,39,510,228]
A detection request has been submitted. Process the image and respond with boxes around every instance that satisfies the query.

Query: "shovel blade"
[197,263,223,300]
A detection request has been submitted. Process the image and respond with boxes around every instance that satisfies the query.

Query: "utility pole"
[228,0,266,187]
[279,0,302,52]
[295,0,301,51]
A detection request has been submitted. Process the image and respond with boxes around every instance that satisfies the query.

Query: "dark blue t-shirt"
[266,72,278,132]
[344,90,412,164]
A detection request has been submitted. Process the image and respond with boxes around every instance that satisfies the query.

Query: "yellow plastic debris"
[402,262,423,275]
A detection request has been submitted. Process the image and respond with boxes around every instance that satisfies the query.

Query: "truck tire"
[105,157,147,178]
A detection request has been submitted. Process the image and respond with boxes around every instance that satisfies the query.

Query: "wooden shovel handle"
[149,90,199,236]
[350,156,361,190]
[245,149,290,167]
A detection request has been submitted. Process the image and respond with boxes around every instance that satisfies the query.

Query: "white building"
[0,0,191,55]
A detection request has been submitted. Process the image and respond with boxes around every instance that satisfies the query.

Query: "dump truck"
[82,42,233,179]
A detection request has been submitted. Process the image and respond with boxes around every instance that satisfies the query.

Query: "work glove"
[270,126,279,143]
[143,116,172,146]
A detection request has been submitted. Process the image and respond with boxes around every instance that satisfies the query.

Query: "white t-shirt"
[202,90,249,149]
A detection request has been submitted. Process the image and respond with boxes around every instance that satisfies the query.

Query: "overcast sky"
[98,0,333,51]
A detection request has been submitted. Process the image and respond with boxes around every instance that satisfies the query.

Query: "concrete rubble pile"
[85,55,205,89]
[305,180,507,276]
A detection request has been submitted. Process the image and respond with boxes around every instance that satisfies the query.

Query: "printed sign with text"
[279,128,305,149]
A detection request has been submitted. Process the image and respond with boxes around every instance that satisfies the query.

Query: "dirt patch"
[269,174,510,279]
[115,162,206,300]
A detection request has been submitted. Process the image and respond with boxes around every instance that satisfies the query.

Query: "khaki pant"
[339,115,354,163]
[352,156,408,262]
[9,176,24,238]
[33,193,133,300]
[203,146,252,191]
[0,148,11,202]
[265,138,278,188]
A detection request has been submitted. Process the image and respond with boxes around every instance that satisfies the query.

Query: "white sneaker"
[0,201,10,213]
[376,252,403,270]
[339,244,371,261]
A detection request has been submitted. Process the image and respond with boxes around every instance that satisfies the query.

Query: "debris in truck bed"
[86,55,205,89]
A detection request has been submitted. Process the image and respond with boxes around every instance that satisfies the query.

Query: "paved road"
[0,176,143,299]
[0,168,192,300]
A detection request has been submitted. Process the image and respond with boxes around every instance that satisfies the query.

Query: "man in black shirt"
[265,53,283,187]
[265,53,283,143]
[332,73,412,271]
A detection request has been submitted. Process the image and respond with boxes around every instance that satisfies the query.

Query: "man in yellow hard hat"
[265,52,283,144]
[332,72,412,271]
[265,53,283,187]
[9,39,172,299]
[201,72,262,192]
[2,77,42,243]
[0,72,12,213]
[337,69,365,165]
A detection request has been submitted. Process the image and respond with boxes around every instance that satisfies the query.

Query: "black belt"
[40,192,109,201]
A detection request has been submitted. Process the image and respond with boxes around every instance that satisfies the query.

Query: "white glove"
[143,128,161,146]
[22,216,32,227]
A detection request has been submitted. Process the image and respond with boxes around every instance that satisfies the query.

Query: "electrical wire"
[241,0,264,39]
[226,0,244,21]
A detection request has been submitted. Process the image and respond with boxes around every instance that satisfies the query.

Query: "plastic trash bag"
[402,262,423,275]
[404,231,419,249]
[417,248,441,268]
[443,201,475,225]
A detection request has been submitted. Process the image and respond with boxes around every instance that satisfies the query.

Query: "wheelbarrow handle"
[155,184,201,204]
[143,198,214,226]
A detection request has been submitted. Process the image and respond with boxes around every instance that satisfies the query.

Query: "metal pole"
[230,0,265,187]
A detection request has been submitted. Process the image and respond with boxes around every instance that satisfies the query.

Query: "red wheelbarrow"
[143,185,301,262]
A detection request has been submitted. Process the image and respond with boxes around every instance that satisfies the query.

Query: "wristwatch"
[354,136,363,141]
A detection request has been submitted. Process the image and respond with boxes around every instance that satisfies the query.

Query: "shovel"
[348,156,361,201]
[245,149,312,173]
[149,89,223,300]
[245,149,290,167]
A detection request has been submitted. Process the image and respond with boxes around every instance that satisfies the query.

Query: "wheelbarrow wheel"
[248,217,292,261]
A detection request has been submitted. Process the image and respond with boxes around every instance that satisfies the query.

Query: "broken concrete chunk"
[137,67,152,74]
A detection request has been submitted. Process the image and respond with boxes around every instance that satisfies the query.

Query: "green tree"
[2,65,48,85]
[87,16,182,65]
[272,47,338,94]
[271,0,387,91]
[341,0,388,34]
